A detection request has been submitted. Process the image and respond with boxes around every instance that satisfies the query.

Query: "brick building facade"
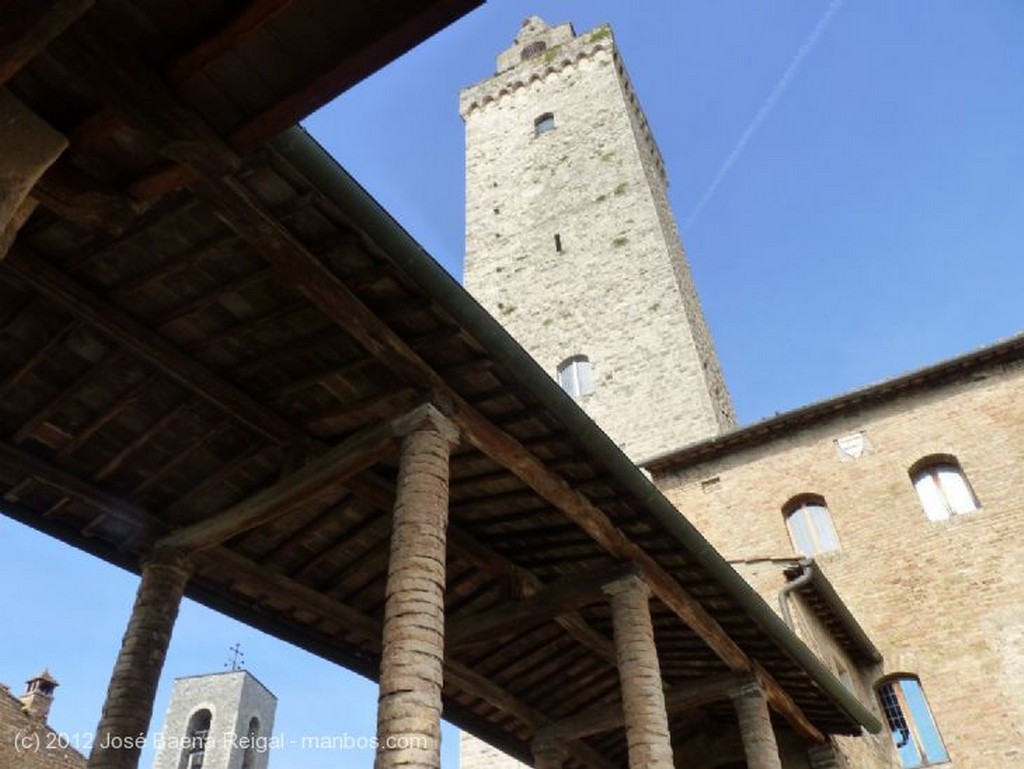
[0,673,86,769]
[460,14,1022,769]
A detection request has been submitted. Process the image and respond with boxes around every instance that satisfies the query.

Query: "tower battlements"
[460,18,668,186]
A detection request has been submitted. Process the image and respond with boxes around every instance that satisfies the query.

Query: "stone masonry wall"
[152,671,276,769]
[461,22,734,463]
[651,358,1024,768]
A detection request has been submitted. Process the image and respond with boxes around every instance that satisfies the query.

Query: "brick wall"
[652,357,1024,768]
[0,685,85,769]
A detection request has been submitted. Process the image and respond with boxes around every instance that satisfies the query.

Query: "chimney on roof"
[20,669,59,722]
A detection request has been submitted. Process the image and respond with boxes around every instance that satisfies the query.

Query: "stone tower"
[152,671,276,769]
[460,17,735,461]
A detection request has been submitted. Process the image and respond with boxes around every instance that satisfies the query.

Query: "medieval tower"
[152,671,276,769]
[460,16,735,462]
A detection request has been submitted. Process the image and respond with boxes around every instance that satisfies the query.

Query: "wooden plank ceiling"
[1,3,867,766]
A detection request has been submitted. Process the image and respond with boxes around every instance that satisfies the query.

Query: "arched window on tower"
[240,716,260,769]
[876,675,949,767]
[534,112,555,136]
[783,494,839,556]
[910,455,978,521]
[521,40,547,61]
[180,709,212,769]
[557,355,594,399]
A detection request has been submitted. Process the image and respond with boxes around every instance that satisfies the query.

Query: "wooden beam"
[446,528,619,667]
[34,162,139,234]
[0,439,164,538]
[166,0,294,84]
[225,0,483,151]
[448,562,641,649]
[155,403,438,551]
[533,673,750,744]
[754,661,825,743]
[0,0,93,86]
[4,247,301,446]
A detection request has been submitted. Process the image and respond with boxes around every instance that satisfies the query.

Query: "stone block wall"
[461,21,733,463]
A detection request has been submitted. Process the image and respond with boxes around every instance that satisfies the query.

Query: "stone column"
[532,739,568,769]
[88,550,191,769]
[731,681,783,769]
[604,574,674,769]
[374,409,459,769]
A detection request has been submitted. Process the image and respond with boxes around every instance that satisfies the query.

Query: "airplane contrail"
[684,0,846,231]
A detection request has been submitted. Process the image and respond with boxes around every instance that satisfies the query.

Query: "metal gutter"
[270,126,883,735]
[786,560,884,666]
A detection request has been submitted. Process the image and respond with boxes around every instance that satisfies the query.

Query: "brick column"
[604,574,674,769]
[532,739,567,769]
[374,409,459,769]
[88,550,191,769]
[0,91,67,258]
[731,681,783,769]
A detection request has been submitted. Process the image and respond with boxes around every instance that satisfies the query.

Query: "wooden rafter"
[447,562,640,649]
[534,673,749,744]
[155,403,442,551]
[165,0,295,85]
[5,248,300,446]
[0,0,93,86]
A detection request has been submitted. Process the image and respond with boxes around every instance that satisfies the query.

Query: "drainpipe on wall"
[778,560,814,630]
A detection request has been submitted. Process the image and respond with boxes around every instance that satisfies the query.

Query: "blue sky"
[2,3,1022,768]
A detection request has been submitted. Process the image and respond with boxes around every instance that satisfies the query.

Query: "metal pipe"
[778,560,814,630]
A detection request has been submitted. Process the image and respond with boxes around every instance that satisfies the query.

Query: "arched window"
[783,494,839,556]
[521,40,547,61]
[240,716,260,769]
[910,455,978,521]
[876,675,948,767]
[556,355,594,398]
[180,709,212,769]
[534,112,555,136]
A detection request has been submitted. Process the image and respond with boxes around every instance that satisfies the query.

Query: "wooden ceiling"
[1,3,873,766]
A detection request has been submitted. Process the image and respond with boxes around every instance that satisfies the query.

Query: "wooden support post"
[604,574,674,769]
[88,550,191,769]
[532,739,568,769]
[731,680,783,769]
[374,406,459,769]
[0,91,67,257]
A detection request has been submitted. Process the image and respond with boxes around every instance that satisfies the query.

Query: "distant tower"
[19,669,58,722]
[460,17,735,461]
[152,671,276,769]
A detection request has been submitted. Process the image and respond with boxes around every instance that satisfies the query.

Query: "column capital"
[393,403,460,446]
[729,678,767,702]
[531,737,569,762]
[141,548,194,578]
[531,740,568,769]
[602,571,649,599]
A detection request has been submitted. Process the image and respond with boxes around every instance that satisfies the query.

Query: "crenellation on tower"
[461,17,735,462]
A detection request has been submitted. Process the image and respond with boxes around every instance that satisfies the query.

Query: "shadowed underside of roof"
[1,3,877,766]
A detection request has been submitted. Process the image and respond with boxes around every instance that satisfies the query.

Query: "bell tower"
[152,671,276,769]
[460,17,734,461]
